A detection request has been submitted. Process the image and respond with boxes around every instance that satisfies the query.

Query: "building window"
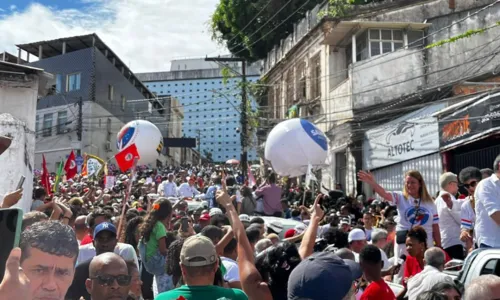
[297,62,307,101]
[66,73,81,92]
[57,111,68,134]
[310,55,321,100]
[56,74,63,93]
[43,113,53,137]
[108,85,114,101]
[35,115,40,138]
[286,70,294,106]
[369,29,403,57]
[408,30,425,48]
[121,95,126,111]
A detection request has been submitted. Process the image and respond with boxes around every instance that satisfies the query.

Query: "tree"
[210,0,324,62]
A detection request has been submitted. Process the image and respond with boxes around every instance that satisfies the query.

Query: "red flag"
[41,154,51,195]
[64,150,77,179]
[115,144,140,172]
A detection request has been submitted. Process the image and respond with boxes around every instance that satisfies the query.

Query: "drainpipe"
[449,0,455,9]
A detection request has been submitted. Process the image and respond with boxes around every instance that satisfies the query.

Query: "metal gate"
[453,144,500,173]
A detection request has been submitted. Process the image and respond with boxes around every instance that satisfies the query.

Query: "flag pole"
[117,157,139,239]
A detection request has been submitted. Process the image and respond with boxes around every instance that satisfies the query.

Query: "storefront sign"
[364,117,440,169]
[439,93,500,148]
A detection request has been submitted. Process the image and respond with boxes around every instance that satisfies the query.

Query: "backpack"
[138,238,166,276]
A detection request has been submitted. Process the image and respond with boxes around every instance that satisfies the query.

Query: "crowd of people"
[2,154,500,300]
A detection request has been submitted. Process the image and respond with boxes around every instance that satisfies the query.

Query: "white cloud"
[9,5,16,11]
[0,0,228,72]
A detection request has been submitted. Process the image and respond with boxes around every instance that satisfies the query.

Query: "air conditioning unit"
[105,141,112,152]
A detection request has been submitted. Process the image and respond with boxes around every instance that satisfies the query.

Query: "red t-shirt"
[360,279,395,300]
[404,252,451,284]
[80,234,93,245]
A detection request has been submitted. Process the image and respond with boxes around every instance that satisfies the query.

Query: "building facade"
[259,0,499,196]
[0,61,53,213]
[15,34,166,171]
[137,58,260,164]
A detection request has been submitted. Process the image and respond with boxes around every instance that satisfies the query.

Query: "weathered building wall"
[0,75,39,213]
[351,49,425,109]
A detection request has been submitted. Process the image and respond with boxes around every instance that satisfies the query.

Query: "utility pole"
[205,56,248,180]
[196,129,201,165]
[76,96,83,156]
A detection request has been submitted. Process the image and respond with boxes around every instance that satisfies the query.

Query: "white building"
[0,61,53,213]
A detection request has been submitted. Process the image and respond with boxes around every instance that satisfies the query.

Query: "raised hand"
[0,248,30,300]
[1,189,23,208]
[358,170,375,184]
[311,193,325,221]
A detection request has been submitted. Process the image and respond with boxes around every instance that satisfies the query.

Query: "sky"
[0,0,227,72]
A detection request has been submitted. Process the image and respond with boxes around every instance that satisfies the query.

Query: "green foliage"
[425,22,500,49]
[320,0,354,18]
[210,0,324,62]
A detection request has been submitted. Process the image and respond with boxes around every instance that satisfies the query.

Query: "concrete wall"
[426,4,500,85]
[30,48,93,109]
[94,48,150,123]
[137,64,261,82]
[34,101,126,170]
[351,49,425,109]
[0,74,39,213]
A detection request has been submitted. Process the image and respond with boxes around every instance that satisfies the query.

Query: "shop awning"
[439,91,500,151]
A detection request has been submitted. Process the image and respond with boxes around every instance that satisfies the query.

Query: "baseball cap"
[267,221,284,233]
[209,208,223,217]
[340,218,350,226]
[294,223,307,235]
[180,235,218,267]
[199,213,210,222]
[239,214,251,223]
[348,228,366,243]
[93,222,117,239]
[288,252,359,300]
[284,229,296,239]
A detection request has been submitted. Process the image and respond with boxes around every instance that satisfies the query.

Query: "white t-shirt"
[460,197,475,231]
[390,191,438,247]
[178,183,200,198]
[435,191,463,249]
[365,228,373,242]
[163,181,178,197]
[380,248,390,270]
[475,174,500,247]
[76,242,139,268]
[221,257,240,282]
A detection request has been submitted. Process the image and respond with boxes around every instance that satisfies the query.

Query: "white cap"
[209,208,223,217]
[340,218,350,226]
[348,228,366,243]
[239,214,251,223]
[294,223,307,234]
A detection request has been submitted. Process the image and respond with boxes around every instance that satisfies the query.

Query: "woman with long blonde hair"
[358,170,441,261]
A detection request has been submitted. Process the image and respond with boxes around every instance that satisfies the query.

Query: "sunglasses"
[463,181,478,189]
[91,274,131,286]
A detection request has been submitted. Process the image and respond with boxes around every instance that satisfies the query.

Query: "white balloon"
[116,120,164,165]
[265,119,328,177]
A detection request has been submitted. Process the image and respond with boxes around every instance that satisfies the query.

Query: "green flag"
[53,158,64,193]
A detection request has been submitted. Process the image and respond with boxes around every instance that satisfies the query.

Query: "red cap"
[199,213,211,221]
[284,229,296,239]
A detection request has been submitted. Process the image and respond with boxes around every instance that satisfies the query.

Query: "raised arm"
[358,171,393,203]
[299,194,325,259]
[216,189,273,300]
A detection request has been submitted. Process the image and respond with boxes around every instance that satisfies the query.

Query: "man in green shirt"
[155,235,247,300]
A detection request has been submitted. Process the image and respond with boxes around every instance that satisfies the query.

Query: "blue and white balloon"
[265,119,328,177]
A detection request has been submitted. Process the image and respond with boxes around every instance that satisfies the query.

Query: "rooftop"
[16,33,155,100]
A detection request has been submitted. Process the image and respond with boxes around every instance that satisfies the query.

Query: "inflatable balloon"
[265,119,328,177]
[116,120,164,165]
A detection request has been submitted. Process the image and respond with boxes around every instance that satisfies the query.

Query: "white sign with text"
[363,117,440,170]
